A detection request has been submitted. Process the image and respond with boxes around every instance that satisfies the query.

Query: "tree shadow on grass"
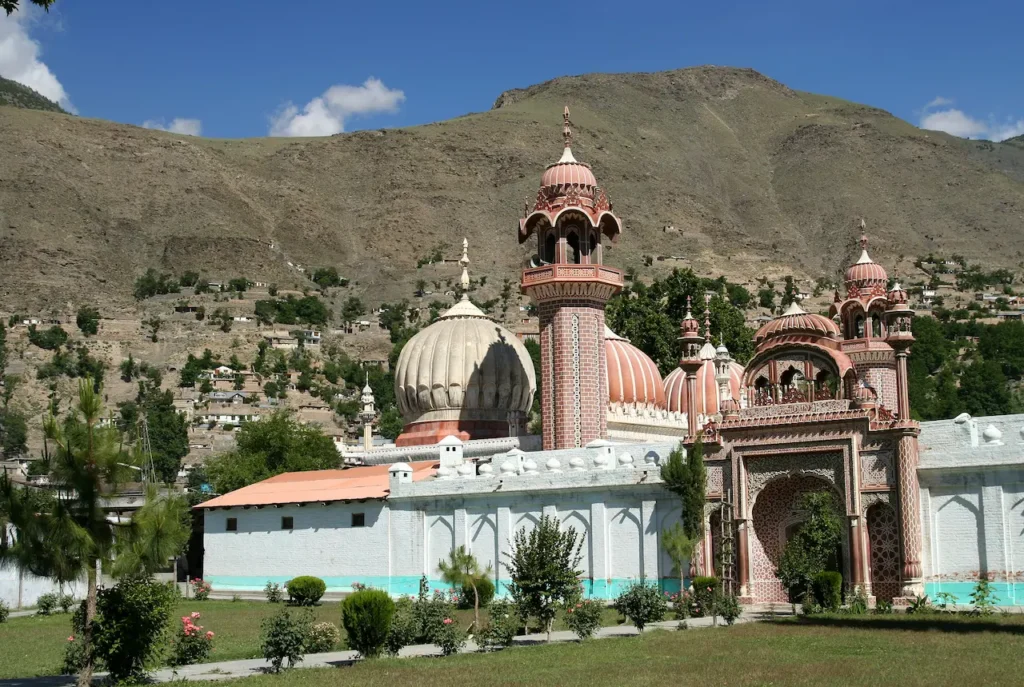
[783,615,1024,635]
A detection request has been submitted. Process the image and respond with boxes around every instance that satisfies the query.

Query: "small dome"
[665,359,744,416]
[605,327,666,409]
[754,302,840,344]
[844,235,889,295]
[394,298,536,444]
[887,281,908,306]
[540,147,598,189]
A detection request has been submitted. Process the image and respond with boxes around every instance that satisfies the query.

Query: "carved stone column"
[896,432,923,594]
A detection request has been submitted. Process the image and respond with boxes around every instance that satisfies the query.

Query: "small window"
[226,517,237,532]
[281,516,293,530]
[351,513,365,528]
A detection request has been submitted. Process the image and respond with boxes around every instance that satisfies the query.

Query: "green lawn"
[0,600,624,679]
[214,615,1024,687]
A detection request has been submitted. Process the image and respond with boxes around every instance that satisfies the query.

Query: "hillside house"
[263,332,299,350]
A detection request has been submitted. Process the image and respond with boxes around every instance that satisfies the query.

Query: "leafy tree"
[524,338,542,433]
[312,267,345,289]
[781,276,799,307]
[205,412,339,493]
[758,286,776,310]
[342,296,366,325]
[3,1,56,16]
[0,322,7,379]
[179,271,200,287]
[503,514,584,642]
[377,407,404,440]
[133,269,179,300]
[0,380,189,687]
[211,307,232,333]
[228,278,249,293]
[143,390,189,483]
[76,307,100,336]
[438,545,492,632]
[28,325,68,350]
[0,408,27,458]
[979,320,1024,380]
[661,522,695,594]
[660,437,706,543]
[194,279,211,295]
[959,359,1010,416]
[120,353,139,382]
[776,490,843,602]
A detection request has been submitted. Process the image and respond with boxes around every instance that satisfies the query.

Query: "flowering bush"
[169,612,215,667]
[476,598,521,651]
[691,576,720,618]
[62,634,86,675]
[306,621,341,653]
[190,578,212,601]
[563,598,604,640]
[413,583,460,644]
[434,616,467,657]
[613,578,665,632]
[385,597,418,656]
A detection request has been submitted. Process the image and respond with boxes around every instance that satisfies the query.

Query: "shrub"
[812,571,843,612]
[0,600,8,623]
[169,611,215,666]
[62,633,86,675]
[37,592,58,615]
[935,591,958,612]
[460,576,495,609]
[341,589,395,658]
[412,579,457,644]
[970,577,998,615]
[59,594,75,613]
[261,607,311,672]
[563,598,604,640]
[907,594,934,615]
[848,585,869,614]
[476,598,521,650]
[874,599,894,615]
[614,578,665,632]
[190,578,212,600]
[715,594,743,625]
[306,621,341,653]
[92,575,176,683]
[692,576,720,618]
[435,616,468,656]
[265,581,283,603]
[385,597,418,656]
[287,576,327,606]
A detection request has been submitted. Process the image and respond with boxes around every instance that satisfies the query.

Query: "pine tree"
[438,545,492,632]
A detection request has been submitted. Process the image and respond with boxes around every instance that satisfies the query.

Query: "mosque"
[198,110,1024,606]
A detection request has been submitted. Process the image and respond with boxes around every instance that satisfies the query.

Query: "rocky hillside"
[0,76,66,113]
[2,66,1023,314]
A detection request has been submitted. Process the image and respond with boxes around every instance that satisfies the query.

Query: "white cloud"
[269,77,405,137]
[919,97,1024,142]
[0,6,74,112]
[142,117,203,136]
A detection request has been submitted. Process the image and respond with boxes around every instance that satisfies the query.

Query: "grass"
[0,599,624,679]
[214,614,1024,687]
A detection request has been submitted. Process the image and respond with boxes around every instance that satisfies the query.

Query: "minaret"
[519,107,624,450]
[459,237,470,298]
[360,373,376,452]
[678,297,704,438]
[715,335,739,420]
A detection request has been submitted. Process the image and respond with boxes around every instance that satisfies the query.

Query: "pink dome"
[664,360,744,417]
[541,159,597,189]
[844,236,889,295]
[754,302,839,345]
[605,328,666,409]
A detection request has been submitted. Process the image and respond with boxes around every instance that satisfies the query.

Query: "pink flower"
[567,608,573,614]
[205,631,215,640]
[67,635,75,642]
[706,587,712,592]
[443,617,453,625]
[191,612,201,620]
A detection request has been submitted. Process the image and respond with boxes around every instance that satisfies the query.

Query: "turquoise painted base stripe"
[925,581,1024,606]
[205,575,687,600]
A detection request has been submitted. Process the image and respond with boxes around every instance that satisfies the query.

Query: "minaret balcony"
[520,264,624,301]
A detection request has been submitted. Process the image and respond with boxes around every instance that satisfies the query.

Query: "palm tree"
[0,379,189,687]
[438,545,492,633]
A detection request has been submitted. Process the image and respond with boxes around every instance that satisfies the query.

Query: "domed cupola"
[604,327,666,410]
[664,359,744,417]
[844,232,889,299]
[754,301,840,346]
[393,240,537,447]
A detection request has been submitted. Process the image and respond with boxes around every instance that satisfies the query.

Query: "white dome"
[394,299,537,426]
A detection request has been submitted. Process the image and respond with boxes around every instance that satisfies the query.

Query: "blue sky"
[2,0,1022,140]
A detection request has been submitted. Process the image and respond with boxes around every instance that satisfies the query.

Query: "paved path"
[0,612,773,686]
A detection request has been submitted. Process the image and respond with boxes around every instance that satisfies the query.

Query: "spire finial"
[563,105,572,149]
[459,238,470,300]
[703,293,712,342]
[685,295,693,319]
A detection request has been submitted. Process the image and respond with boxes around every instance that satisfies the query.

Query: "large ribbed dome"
[394,299,536,430]
[754,302,839,344]
[664,360,744,417]
[605,327,665,409]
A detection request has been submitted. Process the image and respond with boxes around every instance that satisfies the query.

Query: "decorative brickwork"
[896,433,923,584]
[867,502,901,602]
[860,451,894,487]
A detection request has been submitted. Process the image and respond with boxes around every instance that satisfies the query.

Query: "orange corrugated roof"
[195,461,437,509]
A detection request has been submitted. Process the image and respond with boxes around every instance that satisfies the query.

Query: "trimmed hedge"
[460,577,495,609]
[342,589,395,658]
[286,576,326,606]
[812,571,843,611]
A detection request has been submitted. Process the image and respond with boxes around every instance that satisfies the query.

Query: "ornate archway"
[749,474,846,602]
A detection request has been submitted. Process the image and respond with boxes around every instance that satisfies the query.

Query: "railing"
[522,263,624,285]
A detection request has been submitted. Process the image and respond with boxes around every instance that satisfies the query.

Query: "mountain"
[1,65,1023,314]
[0,76,66,113]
